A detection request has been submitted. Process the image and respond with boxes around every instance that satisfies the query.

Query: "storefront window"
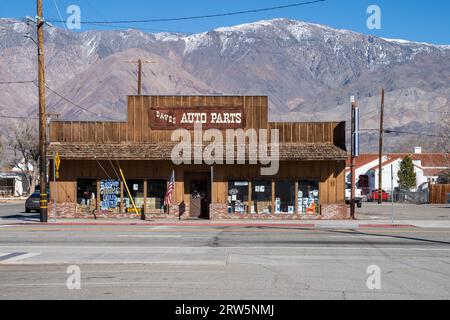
[252,180,272,214]
[100,179,120,213]
[298,180,319,215]
[228,181,249,214]
[77,179,97,208]
[275,181,295,214]
[147,179,167,214]
[123,180,144,213]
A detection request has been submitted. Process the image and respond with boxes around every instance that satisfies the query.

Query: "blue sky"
[1,0,449,44]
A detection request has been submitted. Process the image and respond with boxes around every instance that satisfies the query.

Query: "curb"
[44,222,317,228]
[357,224,417,228]
[1,221,420,229]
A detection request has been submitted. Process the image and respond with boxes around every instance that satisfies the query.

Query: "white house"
[346,147,450,193]
[0,172,29,196]
[0,159,34,197]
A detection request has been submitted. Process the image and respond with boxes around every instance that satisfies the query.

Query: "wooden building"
[48,95,348,220]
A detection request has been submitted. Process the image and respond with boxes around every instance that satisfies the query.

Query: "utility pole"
[37,0,48,222]
[350,96,359,220]
[378,88,385,204]
[124,59,155,95]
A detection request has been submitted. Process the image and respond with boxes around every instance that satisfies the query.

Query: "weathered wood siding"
[430,184,450,204]
[53,160,345,205]
[49,95,345,147]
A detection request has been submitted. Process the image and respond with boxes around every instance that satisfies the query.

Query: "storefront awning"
[48,143,347,161]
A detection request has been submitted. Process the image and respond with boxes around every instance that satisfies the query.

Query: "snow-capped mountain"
[0,18,449,152]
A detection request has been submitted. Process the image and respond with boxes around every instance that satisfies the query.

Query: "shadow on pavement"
[248,225,450,246]
[1,214,40,222]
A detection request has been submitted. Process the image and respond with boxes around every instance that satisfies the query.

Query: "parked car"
[345,183,362,208]
[25,189,49,213]
[367,190,390,202]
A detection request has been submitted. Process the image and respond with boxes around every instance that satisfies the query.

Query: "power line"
[0,80,35,84]
[384,129,442,138]
[46,0,326,24]
[52,0,67,31]
[78,22,193,34]
[35,81,124,188]
[388,107,449,115]
[0,82,116,122]
[39,85,125,183]
[0,18,192,34]
[0,115,38,120]
[42,83,116,121]
[345,128,441,137]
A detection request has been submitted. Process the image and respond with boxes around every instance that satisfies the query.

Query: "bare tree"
[6,120,40,195]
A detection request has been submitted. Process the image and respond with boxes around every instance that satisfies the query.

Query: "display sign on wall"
[149,107,246,130]
[100,180,120,211]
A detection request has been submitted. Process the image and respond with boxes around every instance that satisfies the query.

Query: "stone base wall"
[48,202,78,219]
[320,203,349,220]
[210,203,349,220]
[48,202,187,220]
[210,203,321,220]
[48,202,348,220]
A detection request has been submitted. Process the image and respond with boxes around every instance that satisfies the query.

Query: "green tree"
[398,156,417,190]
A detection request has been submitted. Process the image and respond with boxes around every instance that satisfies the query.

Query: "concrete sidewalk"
[2,218,450,228]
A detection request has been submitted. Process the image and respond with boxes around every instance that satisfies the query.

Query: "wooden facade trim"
[48,95,347,216]
[49,95,345,148]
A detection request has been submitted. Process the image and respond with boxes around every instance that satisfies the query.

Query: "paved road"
[0,202,39,223]
[0,224,449,299]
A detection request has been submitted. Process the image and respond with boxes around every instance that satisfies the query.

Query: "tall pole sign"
[350,96,359,219]
[378,88,385,204]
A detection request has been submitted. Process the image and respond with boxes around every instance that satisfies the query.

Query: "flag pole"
[165,169,175,215]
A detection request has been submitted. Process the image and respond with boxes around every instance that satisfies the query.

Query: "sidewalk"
[0,197,27,204]
[2,217,450,228]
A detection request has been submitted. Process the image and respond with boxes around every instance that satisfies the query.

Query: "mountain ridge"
[0,17,448,152]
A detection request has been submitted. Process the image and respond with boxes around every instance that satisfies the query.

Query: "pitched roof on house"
[423,168,448,176]
[367,157,402,172]
[345,154,379,168]
[346,153,450,172]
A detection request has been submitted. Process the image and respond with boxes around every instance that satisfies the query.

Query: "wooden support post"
[248,181,252,214]
[143,179,147,220]
[96,180,100,212]
[120,181,124,213]
[271,180,275,214]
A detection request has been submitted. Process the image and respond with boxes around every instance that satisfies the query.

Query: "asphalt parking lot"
[355,202,450,220]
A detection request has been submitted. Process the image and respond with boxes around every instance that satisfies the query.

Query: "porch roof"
[48,142,347,161]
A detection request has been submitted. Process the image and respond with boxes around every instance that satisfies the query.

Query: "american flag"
[164,170,175,207]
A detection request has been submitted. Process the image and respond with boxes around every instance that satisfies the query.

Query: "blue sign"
[100,179,120,210]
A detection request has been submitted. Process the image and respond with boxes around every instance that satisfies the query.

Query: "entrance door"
[186,173,210,219]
